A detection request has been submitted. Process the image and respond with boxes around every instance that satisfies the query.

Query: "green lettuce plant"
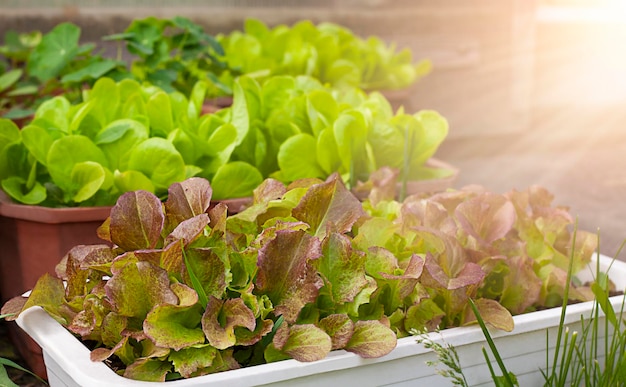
[0,23,126,122]
[2,171,600,382]
[212,74,451,198]
[0,72,451,206]
[104,16,231,99]
[219,18,432,92]
[0,76,210,207]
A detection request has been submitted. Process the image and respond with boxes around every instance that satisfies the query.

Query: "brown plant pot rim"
[0,191,255,224]
[0,191,112,224]
[405,157,459,191]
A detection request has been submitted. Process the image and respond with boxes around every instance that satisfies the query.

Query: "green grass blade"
[469,299,517,387]
[0,358,47,385]
[181,241,209,308]
[0,365,20,387]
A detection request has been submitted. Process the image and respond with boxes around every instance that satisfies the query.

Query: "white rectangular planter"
[16,254,626,387]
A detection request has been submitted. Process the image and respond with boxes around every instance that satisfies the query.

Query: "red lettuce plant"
[3,173,597,382]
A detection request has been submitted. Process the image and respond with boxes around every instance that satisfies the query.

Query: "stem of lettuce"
[400,123,410,202]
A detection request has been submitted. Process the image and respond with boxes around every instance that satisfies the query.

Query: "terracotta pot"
[0,193,112,379]
[403,157,459,194]
[201,96,234,114]
[352,157,460,201]
[214,196,253,214]
[0,195,112,302]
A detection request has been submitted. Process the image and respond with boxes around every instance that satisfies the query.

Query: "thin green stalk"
[547,219,579,383]
[559,329,578,385]
[468,299,517,387]
[400,124,410,202]
[349,156,356,192]
[482,347,498,381]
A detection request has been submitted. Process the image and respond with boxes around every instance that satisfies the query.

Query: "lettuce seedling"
[0,23,125,121]
[219,18,431,92]
[104,16,230,99]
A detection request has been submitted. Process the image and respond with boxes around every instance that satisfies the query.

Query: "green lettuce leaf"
[316,232,369,303]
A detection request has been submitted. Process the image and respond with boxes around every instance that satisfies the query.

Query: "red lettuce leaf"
[455,192,516,245]
[134,241,185,280]
[100,312,128,348]
[422,252,485,290]
[169,345,219,378]
[344,320,397,358]
[498,255,542,314]
[233,318,274,347]
[110,190,165,251]
[144,303,205,351]
[273,324,332,362]
[252,178,287,204]
[256,228,323,323]
[292,174,364,238]
[164,213,210,246]
[378,254,425,309]
[405,299,446,332]
[123,358,172,382]
[164,177,213,233]
[318,314,355,350]
[90,335,133,363]
[11,273,67,323]
[68,296,110,339]
[462,298,514,332]
[183,247,230,299]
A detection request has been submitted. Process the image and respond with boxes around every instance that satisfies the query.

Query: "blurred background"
[0,0,625,256]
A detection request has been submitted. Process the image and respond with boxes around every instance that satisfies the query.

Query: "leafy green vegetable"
[105,16,229,98]
[219,18,431,92]
[0,78,207,206]
[4,172,599,382]
[0,23,125,123]
[220,74,451,196]
[27,22,82,82]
